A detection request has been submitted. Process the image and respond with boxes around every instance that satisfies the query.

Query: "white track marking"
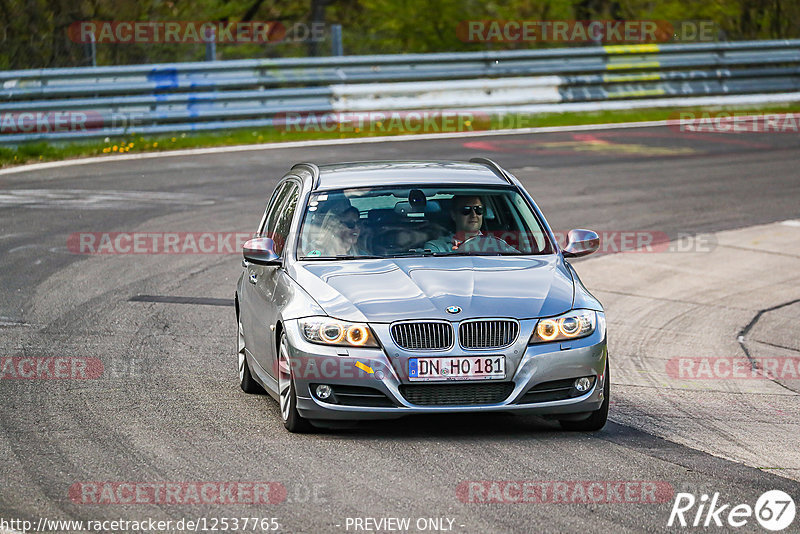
[0,189,215,209]
[4,108,800,178]
[0,119,676,177]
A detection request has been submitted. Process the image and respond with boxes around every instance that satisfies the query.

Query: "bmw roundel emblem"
[446,306,461,314]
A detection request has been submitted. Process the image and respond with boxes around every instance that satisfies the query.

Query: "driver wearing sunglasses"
[423,195,487,252]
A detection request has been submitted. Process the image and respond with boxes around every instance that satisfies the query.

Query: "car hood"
[290,256,574,322]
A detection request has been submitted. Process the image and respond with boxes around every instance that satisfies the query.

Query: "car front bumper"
[283,319,607,421]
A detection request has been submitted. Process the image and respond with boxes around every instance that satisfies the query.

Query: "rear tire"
[278,334,313,433]
[559,359,609,431]
[238,316,264,394]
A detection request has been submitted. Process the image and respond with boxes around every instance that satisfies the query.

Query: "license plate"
[408,356,505,381]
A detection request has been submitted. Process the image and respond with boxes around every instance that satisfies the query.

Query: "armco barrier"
[1,40,799,143]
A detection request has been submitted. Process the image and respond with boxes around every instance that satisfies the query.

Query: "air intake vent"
[391,321,453,351]
[458,319,519,350]
[400,382,514,406]
[518,377,594,404]
[312,384,397,407]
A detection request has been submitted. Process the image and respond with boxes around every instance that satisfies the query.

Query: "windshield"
[297,185,554,260]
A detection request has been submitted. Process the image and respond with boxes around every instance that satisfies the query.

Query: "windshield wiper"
[385,249,435,257]
[432,251,523,256]
[299,254,384,260]
[299,250,532,260]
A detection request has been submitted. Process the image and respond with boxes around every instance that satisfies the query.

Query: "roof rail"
[290,162,321,189]
[469,157,513,185]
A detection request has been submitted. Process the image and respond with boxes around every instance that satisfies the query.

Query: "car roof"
[312,161,512,191]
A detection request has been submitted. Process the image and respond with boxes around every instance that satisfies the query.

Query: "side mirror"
[243,237,281,265]
[562,229,600,258]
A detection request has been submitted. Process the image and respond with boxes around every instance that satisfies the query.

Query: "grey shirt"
[423,232,519,254]
[423,234,457,252]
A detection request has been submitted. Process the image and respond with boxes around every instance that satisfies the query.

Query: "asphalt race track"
[1,125,799,533]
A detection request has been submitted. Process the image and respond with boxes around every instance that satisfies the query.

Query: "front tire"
[559,359,609,431]
[238,316,264,394]
[278,334,313,433]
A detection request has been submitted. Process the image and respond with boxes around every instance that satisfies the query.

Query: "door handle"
[248,271,258,284]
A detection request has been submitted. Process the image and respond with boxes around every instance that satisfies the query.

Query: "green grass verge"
[2,102,800,168]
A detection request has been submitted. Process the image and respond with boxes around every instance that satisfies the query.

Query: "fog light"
[574,377,592,393]
[315,384,333,400]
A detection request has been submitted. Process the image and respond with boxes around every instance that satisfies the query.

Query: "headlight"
[299,317,379,348]
[529,310,599,343]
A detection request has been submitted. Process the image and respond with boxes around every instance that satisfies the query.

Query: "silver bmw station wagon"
[235,160,608,432]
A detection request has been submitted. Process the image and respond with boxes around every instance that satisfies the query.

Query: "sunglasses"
[459,205,484,216]
[341,219,358,229]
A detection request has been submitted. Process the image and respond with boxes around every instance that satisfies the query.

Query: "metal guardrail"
[1,40,799,143]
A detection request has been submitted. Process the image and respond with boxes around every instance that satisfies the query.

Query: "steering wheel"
[458,234,518,253]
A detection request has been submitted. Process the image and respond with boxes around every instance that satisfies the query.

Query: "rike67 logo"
[668,490,796,531]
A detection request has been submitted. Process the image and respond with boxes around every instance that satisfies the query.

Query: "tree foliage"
[0,0,798,69]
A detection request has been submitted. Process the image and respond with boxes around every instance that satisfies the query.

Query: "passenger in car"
[308,206,365,256]
[335,207,363,255]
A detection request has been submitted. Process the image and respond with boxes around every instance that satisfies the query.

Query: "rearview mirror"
[243,237,281,265]
[562,229,600,258]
